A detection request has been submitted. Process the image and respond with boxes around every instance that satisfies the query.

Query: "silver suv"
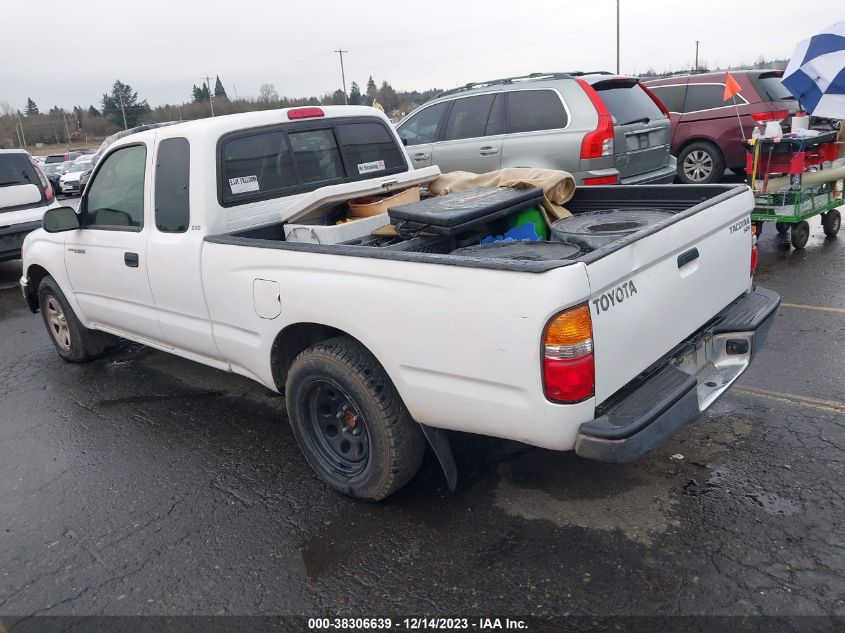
[396,72,676,186]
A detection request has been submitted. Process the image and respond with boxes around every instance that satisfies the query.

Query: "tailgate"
[592,79,671,180]
[585,186,755,404]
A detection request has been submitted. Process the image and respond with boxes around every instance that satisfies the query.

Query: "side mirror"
[43,206,80,233]
[401,137,408,146]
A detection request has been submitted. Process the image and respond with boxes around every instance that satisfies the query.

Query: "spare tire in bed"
[451,240,581,262]
[550,209,673,251]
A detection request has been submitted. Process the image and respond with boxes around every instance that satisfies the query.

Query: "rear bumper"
[0,220,41,263]
[575,287,780,463]
[619,157,678,185]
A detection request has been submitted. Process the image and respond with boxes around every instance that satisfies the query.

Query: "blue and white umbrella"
[782,20,845,118]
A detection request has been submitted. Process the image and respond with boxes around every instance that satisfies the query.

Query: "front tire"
[285,336,424,501]
[677,141,725,184]
[38,276,109,362]
[790,221,810,249]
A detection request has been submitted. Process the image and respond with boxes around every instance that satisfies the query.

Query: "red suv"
[644,70,798,183]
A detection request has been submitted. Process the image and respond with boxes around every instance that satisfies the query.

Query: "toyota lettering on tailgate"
[592,280,638,315]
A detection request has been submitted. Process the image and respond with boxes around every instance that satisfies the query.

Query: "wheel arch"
[676,136,723,159]
[271,322,374,393]
[24,263,51,313]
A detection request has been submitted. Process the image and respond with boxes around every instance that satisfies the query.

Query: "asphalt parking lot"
[0,206,843,620]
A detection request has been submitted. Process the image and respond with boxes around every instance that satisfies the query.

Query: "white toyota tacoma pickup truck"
[21,106,779,500]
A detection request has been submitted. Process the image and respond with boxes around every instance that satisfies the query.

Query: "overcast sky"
[1,0,837,110]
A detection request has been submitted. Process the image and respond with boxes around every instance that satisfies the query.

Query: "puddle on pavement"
[707,464,801,516]
[493,412,758,546]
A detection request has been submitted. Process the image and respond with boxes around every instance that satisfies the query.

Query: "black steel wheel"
[791,220,810,249]
[775,222,789,234]
[286,336,425,501]
[822,209,841,237]
[301,378,370,477]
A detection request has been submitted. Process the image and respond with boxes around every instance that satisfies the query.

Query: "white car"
[20,106,779,500]
[58,158,94,196]
[0,149,58,262]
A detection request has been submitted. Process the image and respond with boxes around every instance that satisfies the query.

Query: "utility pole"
[117,88,128,130]
[694,40,700,72]
[16,111,27,148]
[616,0,620,74]
[334,48,349,104]
[62,109,71,148]
[205,76,215,117]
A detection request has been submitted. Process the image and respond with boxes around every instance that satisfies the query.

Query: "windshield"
[43,164,63,175]
[68,163,90,173]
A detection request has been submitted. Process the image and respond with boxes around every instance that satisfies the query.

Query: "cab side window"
[84,144,147,229]
[155,137,190,233]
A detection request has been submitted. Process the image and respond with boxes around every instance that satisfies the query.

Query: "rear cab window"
[592,79,665,124]
[506,90,569,133]
[0,153,47,208]
[219,117,407,206]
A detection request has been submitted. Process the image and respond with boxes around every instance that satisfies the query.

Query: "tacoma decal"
[729,217,751,234]
[592,280,637,315]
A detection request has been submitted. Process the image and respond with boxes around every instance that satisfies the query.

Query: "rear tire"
[38,276,110,362]
[775,222,789,234]
[285,336,425,501]
[822,209,841,237]
[677,141,725,184]
[754,221,764,236]
[790,221,810,249]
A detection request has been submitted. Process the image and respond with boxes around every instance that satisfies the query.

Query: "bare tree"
[258,83,279,103]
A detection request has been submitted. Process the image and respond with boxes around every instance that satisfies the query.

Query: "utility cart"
[743,131,843,249]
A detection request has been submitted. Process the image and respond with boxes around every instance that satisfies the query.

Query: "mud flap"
[419,424,457,492]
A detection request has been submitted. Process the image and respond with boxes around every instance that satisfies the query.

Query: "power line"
[334,49,349,104]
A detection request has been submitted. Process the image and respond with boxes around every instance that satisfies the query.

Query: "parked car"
[0,149,58,262]
[21,106,778,500]
[58,157,94,196]
[644,70,799,183]
[44,151,82,165]
[395,71,676,186]
[41,161,69,197]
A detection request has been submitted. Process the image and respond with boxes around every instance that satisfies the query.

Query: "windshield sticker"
[357,160,386,175]
[229,175,259,194]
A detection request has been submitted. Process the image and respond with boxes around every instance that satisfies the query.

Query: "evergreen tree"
[191,83,210,103]
[349,81,362,105]
[377,81,399,113]
[101,80,151,129]
[24,98,39,116]
[366,76,377,104]
[88,105,101,117]
[214,75,228,100]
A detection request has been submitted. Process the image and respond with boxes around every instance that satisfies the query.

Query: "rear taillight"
[751,110,789,123]
[583,175,618,186]
[29,158,53,201]
[750,224,759,277]
[543,304,595,403]
[287,107,325,120]
[576,79,614,159]
[639,83,670,118]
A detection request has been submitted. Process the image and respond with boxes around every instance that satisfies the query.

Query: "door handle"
[479,146,500,156]
[413,152,430,161]
[677,247,699,268]
[124,252,139,268]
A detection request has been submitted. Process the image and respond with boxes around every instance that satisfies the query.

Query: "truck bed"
[206,184,749,272]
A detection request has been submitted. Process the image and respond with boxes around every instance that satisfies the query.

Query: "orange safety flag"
[723,72,742,101]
